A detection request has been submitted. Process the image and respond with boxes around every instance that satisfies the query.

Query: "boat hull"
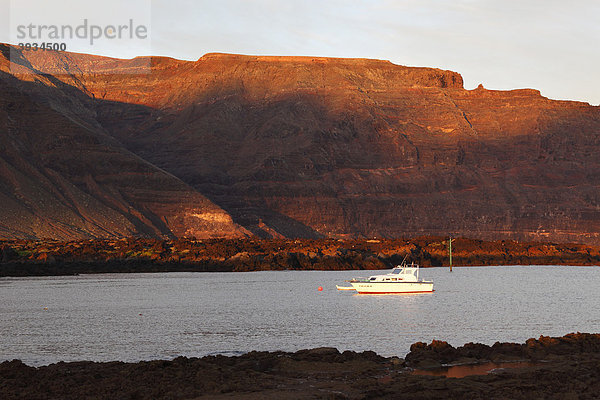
[350,281,433,294]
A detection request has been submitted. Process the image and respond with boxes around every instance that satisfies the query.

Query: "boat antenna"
[399,253,409,267]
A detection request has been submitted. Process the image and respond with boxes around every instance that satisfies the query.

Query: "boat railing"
[345,278,369,283]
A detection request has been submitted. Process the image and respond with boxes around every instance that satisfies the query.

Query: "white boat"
[340,263,434,294]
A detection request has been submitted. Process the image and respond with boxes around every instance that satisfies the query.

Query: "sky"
[2,0,599,105]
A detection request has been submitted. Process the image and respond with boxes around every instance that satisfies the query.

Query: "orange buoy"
[318,286,323,291]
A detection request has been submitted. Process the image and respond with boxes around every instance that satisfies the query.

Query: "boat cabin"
[368,264,421,283]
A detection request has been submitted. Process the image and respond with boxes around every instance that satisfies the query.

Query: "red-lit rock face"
[0,46,246,240]
[2,45,599,243]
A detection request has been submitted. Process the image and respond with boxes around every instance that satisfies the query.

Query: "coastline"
[2,237,600,277]
[2,333,599,399]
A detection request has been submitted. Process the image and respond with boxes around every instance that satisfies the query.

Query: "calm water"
[1,266,599,366]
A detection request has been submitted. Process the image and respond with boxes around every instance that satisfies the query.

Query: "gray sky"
[2,0,599,104]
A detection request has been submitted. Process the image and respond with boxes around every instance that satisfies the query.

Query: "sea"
[1,265,599,366]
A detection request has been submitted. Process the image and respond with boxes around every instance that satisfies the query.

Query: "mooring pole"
[449,236,454,272]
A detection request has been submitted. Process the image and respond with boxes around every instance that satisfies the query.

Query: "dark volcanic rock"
[2,45,600,243]
[405,332,600,366]
[1,244,18,262]
[2,237,600,277]
[2,333,600,399]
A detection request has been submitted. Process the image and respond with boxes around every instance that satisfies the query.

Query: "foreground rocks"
[1,237,600,276]
[1,333,600,399]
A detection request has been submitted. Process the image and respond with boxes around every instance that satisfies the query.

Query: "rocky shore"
[1,237,599,277]
[1,333,599,399]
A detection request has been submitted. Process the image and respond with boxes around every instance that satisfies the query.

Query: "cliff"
[1,44,600,243]
[0,45,246,240]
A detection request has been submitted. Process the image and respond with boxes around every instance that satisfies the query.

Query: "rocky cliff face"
[1,45,599,243]
[0,45,246,240]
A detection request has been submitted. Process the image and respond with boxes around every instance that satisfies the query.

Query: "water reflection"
[412,361,537,378]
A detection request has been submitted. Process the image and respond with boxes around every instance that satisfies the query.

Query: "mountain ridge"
[1,44,599,243]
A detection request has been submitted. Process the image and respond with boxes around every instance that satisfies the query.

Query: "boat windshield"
[391,268,402,274]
